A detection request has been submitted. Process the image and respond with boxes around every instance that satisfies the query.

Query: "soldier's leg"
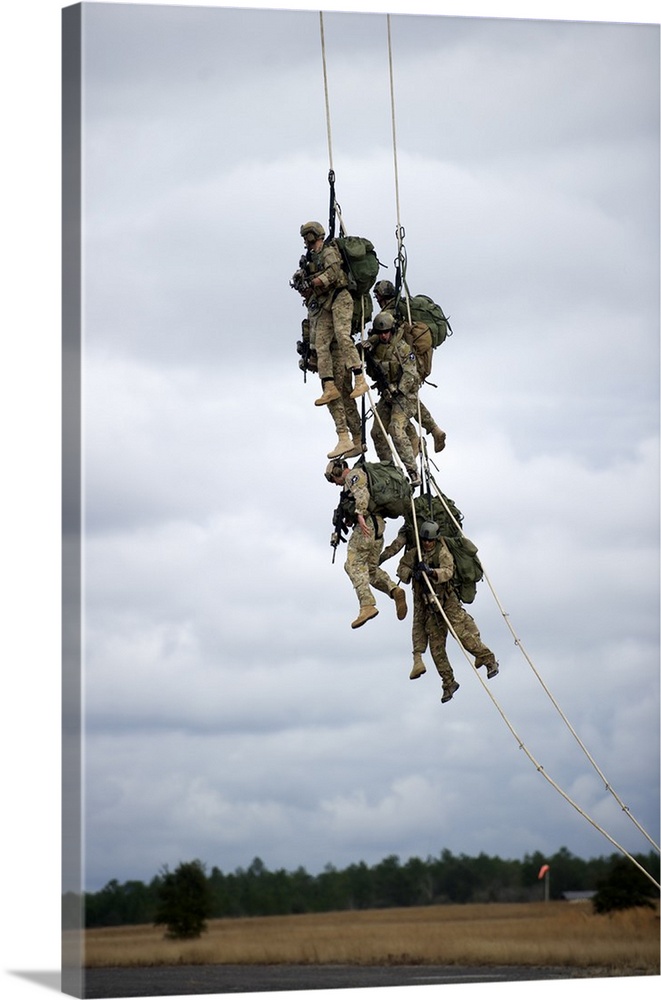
[365,527,407,620]
[331,341,364,457]
[332,290,368,399]
[313,309,334,381]
[313,309,341,406]
[344,523,379,628]
[418,400,446,453]
[409,595,429,679]
[405,420,420,456]
[388,400,419,479]
[332,290,362,371]
[371,400,394,462]
[326,396,353,459]
[428,617,460,702]
[443,591,498,677]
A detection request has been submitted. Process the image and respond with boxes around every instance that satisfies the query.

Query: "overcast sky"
[2,1,660,999]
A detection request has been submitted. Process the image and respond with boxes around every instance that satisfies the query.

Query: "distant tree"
[592,856,658,915]
[154,860,212,939]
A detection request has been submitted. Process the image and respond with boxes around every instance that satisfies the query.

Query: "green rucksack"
[399,294,451,348]
[408,493,463,540]
[406,493,483,603]
[445,534,484,604]
[333,236,381,333]
[357,459,413,519]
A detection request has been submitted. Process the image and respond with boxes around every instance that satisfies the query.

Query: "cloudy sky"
[2,0,659,997]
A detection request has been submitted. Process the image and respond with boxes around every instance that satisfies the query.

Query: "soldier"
[397,520,498,704]
[373,281,446,454]
[325,458,408,630]
[362,311,421,487]
[297,222,368,407]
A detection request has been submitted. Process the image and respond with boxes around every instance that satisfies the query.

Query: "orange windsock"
[538,864,550,879]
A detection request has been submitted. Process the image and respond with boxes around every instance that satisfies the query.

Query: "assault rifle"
[330,503,350,563]
[290,250,321,300]
[296,337,312,382]
[290,263,312,299]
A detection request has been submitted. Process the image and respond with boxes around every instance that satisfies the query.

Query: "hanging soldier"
[396,520,498,703]
[361,310,422,487]
[373,281,446,453]
[291,222,369,458]
[325,458,408,629]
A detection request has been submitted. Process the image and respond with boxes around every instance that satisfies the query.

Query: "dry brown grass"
[77,901,660,974]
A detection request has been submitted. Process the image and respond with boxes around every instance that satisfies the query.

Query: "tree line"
[66,846,659,930]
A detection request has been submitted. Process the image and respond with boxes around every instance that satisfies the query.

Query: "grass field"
[79,901,660,974]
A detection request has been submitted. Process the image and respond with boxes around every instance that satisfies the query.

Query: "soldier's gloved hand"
[414,562,434,581]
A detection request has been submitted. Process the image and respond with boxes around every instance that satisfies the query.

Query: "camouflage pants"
[417,399,440,435]
[345,516,397,608]
[412,588,495,684]
[328,338,362,439]
[311,289,362,381]
[371,392,418,471]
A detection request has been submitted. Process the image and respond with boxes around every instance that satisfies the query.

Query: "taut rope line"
[422,564,660,888]
[424,469,660,858]
[319,13,334,174]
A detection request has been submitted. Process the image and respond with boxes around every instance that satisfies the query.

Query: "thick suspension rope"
[319,13,334,177]
[386,15,406,288]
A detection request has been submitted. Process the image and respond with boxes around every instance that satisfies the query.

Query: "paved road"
[82,963,626,997]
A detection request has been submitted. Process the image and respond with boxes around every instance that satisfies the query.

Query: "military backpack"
[332,235,381,333]
[407,493,483,603]
[359,459,412,519]
[400,293,451,348]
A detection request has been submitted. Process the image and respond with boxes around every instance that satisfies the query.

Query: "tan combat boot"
[315,380,341,406]
[351,605,379,629]
[409,652,427,680]
[327,432,353,459]
[342,435,364,458]
[349,372,369,399]
[390,586,408,620]
[431,425,447,453]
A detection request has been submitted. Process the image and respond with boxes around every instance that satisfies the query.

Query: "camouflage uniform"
[397,538,497,692]
[328,335,363,444]
[366,328,420,476]
[342,466,399,609]
[329,463,407,628]
[373,291,445,452]
[308,241,362,380]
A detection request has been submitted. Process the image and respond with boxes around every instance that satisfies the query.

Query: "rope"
[319,13,334,174]
[386,16,404,260]
[422,567,659,888]
[423,470,660,860]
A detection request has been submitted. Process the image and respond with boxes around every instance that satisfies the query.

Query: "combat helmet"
[374,279,396,299]
[300,221,325,242]
[372,310,396,332]
[419,521,440,541]
[325,458,347,482]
